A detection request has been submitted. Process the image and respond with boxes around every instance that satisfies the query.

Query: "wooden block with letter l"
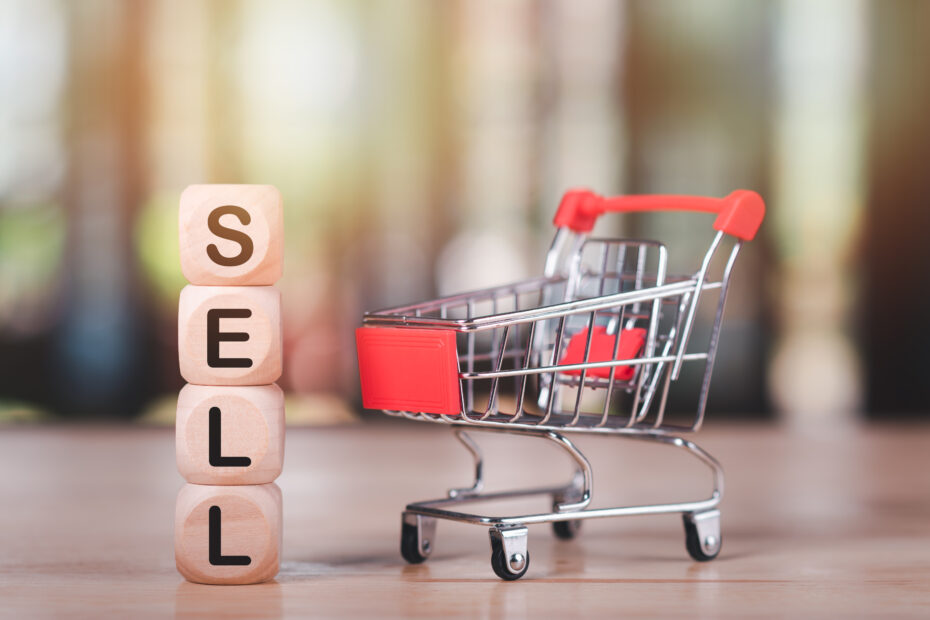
[176,383,285,485]
[178,284,282,386]
[179,184,283,286]
[175,483,282,585]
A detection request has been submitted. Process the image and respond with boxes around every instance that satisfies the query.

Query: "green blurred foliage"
[134,193,185,311]
[0,204,66,330]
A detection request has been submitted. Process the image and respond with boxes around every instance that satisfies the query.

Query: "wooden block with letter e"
[178,284,282,386]
[179,184,283,286]
[176,383,285,485]
[175,483,282,585]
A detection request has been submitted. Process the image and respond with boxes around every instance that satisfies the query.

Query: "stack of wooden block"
[174,185,285,585]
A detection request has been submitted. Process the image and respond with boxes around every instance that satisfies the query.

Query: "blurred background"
[0,0,927,428]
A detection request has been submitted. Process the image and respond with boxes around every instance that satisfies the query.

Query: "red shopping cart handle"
[553,189,765,241]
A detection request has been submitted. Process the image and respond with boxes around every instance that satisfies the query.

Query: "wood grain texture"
[179,184,283,286]
[178,285,282,386]
[176,383,285,485]
[0,423,928,618]
[175,483,282,585]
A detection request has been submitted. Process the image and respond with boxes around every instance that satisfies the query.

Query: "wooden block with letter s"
[175,483,282,585]
[178,284,282,386]
[176,383,285,485]
[179,184,283,286]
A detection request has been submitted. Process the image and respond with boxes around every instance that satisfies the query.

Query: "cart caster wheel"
[683,510,721,562]
[491,543,529,581]
[400,522,427,564]
[489,526,530,580]
[400,514,436,565]
[552,519,582,540]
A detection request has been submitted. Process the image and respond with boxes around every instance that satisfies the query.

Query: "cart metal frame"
[359,189,764,579]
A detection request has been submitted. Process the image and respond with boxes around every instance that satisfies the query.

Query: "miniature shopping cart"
[356,189,764,580]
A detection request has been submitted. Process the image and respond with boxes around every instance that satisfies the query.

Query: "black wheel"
[490,536,529,580]
[683,515,720,562]
[400,521,428,564]
[551,519,582,540]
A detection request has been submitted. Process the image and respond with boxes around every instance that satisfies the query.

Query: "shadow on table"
[174,580,282,619]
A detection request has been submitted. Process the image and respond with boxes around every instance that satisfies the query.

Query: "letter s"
[206,205,254,267]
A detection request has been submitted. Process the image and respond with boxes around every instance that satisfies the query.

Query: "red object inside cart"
[356,326,462,415]
[558,326,647,380]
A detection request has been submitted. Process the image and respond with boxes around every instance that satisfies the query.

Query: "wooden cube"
[175,483,282,585]
[179,184,283,286]
[178,285,282,386]
[176,383,285,485]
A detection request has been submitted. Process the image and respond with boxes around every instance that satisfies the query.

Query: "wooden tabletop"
[1,421,928,618]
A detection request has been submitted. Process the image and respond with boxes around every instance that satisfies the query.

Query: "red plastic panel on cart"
[356,327,462,415]
[558,327,647,380]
